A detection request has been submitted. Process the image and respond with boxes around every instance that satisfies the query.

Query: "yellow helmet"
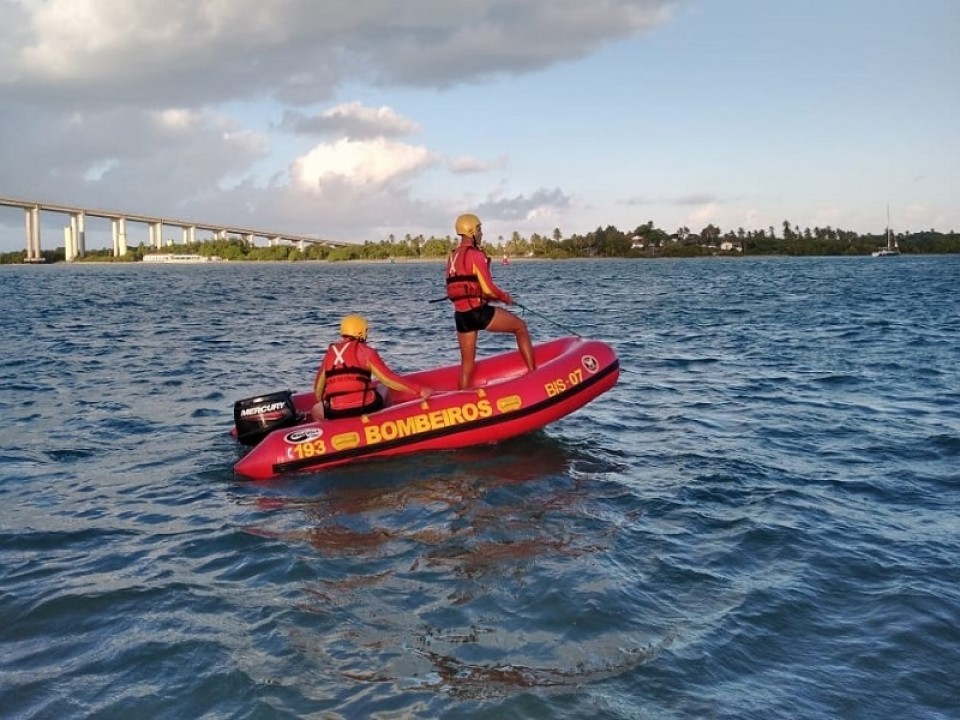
[339,314,368,341]
[455,213,482,239]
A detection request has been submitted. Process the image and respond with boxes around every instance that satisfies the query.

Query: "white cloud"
[282,102,421,139]
[292,138,438,191]
[152,109,198,131]
[477,187,573,222]
[0,103,269,214]
[0,1,679,249]
[0,0,954,250]
[0,0,693,253]
[686,203,721,227]
[3,0,675,106]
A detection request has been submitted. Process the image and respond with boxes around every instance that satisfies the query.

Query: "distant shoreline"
[4,252,957,267]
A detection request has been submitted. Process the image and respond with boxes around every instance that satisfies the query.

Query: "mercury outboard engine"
[234,390,298,446]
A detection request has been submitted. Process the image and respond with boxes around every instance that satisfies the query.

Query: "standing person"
[445,213,535,389]
[312,314,431,420]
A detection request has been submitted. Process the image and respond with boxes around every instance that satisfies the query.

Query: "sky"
[0,0,957,252]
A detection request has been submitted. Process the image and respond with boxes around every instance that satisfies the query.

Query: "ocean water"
[1,257,958,719]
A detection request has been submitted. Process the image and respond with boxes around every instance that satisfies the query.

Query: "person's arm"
[469,249,511,303]
[313,367,326,401]
[363,346,430,398]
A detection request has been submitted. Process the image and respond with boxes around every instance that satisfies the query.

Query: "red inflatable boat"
[232,336,619,480]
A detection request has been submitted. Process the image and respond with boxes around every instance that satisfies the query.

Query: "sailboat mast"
[886,204,893,250]
[872,204,900,256]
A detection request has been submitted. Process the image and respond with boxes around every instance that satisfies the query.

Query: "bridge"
[0,195,348,261]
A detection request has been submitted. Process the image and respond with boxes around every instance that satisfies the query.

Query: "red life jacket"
[446,245,486,311]
[321,339,378,413]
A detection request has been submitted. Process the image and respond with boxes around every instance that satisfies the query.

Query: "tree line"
[3,219,958,264]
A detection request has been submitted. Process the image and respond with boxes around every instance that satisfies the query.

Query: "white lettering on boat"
[240,401,288,418]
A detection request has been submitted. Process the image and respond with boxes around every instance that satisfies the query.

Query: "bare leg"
[310,401,325,421]
[486,308,536,372]
[457,330,478,389]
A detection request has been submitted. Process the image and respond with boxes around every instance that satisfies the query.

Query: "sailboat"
[872,206,900,257]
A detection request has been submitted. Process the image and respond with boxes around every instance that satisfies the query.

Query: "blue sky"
[0,0,956,252]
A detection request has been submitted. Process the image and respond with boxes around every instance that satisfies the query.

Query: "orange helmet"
[339,314,368,341]
[455,213,482,239]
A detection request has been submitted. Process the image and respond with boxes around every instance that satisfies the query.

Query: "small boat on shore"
[231,336,619,480]
[142,253,224,263]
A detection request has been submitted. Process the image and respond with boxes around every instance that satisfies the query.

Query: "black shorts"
[455,305,496,333]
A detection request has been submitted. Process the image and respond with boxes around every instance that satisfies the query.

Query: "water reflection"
[401,641,664,699]
[240,433,653,698]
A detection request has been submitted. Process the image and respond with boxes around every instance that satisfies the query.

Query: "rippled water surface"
[2,257,958,719]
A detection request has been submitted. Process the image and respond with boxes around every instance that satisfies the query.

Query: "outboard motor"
[234,390,298,446]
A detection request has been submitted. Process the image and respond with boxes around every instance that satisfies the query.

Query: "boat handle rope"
[430,296,583,338]
[512,301,582,338]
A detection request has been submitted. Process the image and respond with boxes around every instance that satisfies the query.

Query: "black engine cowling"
[234,390,298,446]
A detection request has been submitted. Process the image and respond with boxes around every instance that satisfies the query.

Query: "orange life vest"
[321,339,377,413]
[446,245,487,311]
